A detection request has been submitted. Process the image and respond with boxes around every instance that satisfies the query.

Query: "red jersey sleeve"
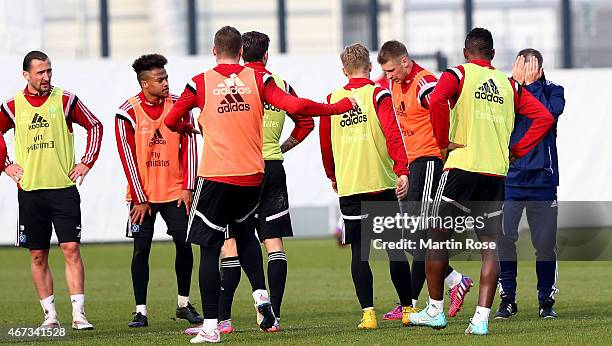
[373,87,409,176]
[416,74,438,110]
[0,132,6,174]
[180,110,198,190]
[260,73,353,116]
[319,94,336,182]
[68,96,103,168]
[429,67,463,149]
[165,76,201,132]
[115,104,148,204]
[285,83,315,142]
[509,81,554,158]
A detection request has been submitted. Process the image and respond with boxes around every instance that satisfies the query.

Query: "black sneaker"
[494,300,518,319]
[257,301,276,330]
[128,312,148,327]
[539,298,557,319]
[176,303,204,324]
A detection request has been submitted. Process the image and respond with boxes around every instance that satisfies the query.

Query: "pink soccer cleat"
[383,304,403,320]
[448,276,474,317]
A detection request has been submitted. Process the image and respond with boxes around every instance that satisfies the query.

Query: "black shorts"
[339,189,399,245]
[125,201,188,239]
[187,178,260,248]
[433,169,504,236]
[254,160,292,241]
[225,161,293,242]
[17,186,82,250]
[405,157,444,232]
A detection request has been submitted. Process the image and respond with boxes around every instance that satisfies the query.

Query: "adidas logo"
[213,73,252,96]
[29,113,50,130]
[395,101,407,117]
[340,106,367,127]
[218,93,251,114]
[474,79,504,104]
[148,129,166,146]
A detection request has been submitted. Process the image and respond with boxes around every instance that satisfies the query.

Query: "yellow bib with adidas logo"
[445,63,515,176]
[329,84,396,197]
[262,73,288,161]
[14,87,75,191]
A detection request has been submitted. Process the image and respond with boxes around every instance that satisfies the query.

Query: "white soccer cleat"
[190,328,221,343]
[39,314,60,329]
[72,314,94,330]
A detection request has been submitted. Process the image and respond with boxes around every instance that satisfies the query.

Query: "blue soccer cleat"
[465,319,488,335]
[408,307,448,330]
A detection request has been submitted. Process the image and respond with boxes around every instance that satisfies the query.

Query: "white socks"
[412,299,418,308]
[136,304,147,316]
[472,306,491,324]
[362,307,374,312]
[202,318,218,332]
[178,295,189,308]
[426,298,444,316]
[252,289,270,306]
[40,295,57,319]
[444,270,463,288]
[70,294,85,318]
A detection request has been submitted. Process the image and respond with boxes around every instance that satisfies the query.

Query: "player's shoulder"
[373,86,391,102]
[544,78,564,91]
[59,88,79,104]
[444,65,466,80]
[116,95,139,121]
[186,73,205,92]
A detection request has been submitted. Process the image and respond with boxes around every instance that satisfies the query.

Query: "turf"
[1,238,611,345]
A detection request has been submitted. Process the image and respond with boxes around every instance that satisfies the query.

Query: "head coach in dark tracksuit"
[495,48,565,320]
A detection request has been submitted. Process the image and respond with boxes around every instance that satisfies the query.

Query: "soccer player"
[0,134,6,174]
[114,54,203,328]
[214,31,315,334]
[495,49,565,319]
[407,28,554,335]
[0,51,103,330]
[377,40,473,319]
[320,43,412,330]
[164,26,355,343]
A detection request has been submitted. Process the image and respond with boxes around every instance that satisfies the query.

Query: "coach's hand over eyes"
[524,58,543,85]
[178,189,193,215]
[69,163,90,185]
[396,175,408,199]
[5,163,24,183]
[130,202,152,225]
[512,55,526,85]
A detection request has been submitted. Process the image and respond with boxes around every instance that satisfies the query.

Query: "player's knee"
[59,242,81,262]
[30,250,49,267]
[264,238,284,253]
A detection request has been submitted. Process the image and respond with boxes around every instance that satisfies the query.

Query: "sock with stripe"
[267,251,288,318]
[218,256,241,321]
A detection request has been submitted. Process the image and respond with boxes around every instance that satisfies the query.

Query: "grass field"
[1,238,611,345]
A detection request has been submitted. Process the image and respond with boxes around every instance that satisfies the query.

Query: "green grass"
[1,239,611,345]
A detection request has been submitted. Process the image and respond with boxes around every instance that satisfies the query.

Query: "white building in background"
[0,0,610,70]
